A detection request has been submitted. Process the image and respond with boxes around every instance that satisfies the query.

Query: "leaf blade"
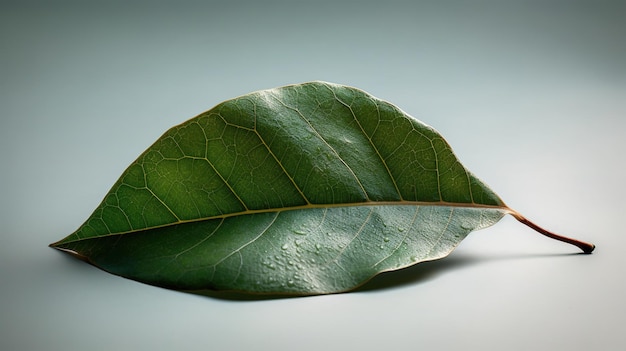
[52,81,511,294]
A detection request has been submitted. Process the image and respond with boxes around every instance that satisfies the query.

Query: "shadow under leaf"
[189,251,585,301]
[52,245,586,301]
[358,251,583,293]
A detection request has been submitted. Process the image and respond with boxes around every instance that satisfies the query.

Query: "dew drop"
[379,245,384,249]
[384,237,390,242]
[281,244,289,250]
[398,227,405,232]
[315,243,321,250]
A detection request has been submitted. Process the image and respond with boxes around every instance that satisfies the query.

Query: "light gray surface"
[2,1,624,350]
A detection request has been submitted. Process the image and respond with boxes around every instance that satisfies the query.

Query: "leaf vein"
[269,92,370,201]
[372,206,420,268]
[174,218,225,260]
[250,95,310,204]
[328,84,404,200]
[211,212,280,268]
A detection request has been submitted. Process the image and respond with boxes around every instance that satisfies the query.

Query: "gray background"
[2,1,625,350]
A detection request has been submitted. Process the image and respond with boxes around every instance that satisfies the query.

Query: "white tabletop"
[2,1,624,350]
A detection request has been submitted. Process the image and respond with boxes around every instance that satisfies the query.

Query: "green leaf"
[50,81,594,295]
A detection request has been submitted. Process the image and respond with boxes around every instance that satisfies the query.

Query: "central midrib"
[59,200,511,245]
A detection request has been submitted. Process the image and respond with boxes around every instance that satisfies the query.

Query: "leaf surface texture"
[52,82,509,295]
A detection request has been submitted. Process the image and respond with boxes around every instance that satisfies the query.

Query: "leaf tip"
[49,242,91,262]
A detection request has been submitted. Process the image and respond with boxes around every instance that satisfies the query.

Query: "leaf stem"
[510,212,595,254]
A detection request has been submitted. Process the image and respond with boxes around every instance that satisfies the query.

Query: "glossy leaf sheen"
[52,81,510,295]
